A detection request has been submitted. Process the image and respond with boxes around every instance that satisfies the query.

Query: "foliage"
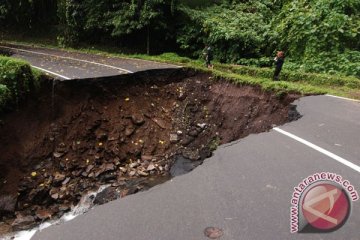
[235,52,360,77]
[273,0,360,58]
[1,0,360,77]
[0,84,10,111]
[0,0,57,28]
[177,2,275,62]
[0,3,8,20]
[215,64,360,89]
[236,57,273,68]
[284,51,360,77]
[111,0,165,36]
[0,56,39,111]
[57,0,85,46]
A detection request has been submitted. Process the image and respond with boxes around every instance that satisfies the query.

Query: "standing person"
[203,45,214,69]
[273,51,285,81]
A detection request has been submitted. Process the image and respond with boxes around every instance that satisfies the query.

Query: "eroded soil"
[0,69,300,235]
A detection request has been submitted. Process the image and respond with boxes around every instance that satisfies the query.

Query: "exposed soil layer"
[0,69,300,235]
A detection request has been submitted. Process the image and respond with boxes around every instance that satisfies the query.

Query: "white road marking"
[274,127,360,173]
[325,94,360,102]
[31,65,71,80]
[0,45,134,74]
[1,42,182,68]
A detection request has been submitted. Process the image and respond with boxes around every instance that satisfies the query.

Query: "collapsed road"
[0,44,359,240]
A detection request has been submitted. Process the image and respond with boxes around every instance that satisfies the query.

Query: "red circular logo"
[301,183,350,231]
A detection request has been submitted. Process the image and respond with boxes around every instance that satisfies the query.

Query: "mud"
[0,68,300,236]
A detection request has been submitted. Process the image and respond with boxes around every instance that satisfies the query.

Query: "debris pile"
[0,71,299,235]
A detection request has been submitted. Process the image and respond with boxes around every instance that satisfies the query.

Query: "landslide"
[0,69,300,234]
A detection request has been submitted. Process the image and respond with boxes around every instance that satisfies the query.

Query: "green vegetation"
[0,0,359,77]
[8,38,360,98]
[215,65,360,89]
[0,0,359,100]
[124,52,360,98]
[0,56,40,112]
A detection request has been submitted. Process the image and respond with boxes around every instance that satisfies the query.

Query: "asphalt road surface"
[29,95,360,240]
[0,43,180,80]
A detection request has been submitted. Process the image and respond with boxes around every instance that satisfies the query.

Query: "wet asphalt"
[30,95,360,240]
[0,43,181,80]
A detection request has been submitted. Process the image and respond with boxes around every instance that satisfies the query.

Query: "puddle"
[170,156,203,177]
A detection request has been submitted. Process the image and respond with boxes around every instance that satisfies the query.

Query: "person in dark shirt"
[273,51,285,81]
[203,45,214,69]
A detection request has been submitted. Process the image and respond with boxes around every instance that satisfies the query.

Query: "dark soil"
[0,68,300,236]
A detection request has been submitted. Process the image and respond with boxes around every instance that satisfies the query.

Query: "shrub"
[0,56,38,112]
[218,64,360,89]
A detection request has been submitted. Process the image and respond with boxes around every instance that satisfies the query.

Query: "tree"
[273,0,360,58]
[177,1,275,62]
[111,0,167,54]
[0,0,57,28]
[57,0,85,46]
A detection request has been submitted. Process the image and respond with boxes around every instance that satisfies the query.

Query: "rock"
[204,227,223,239]
[113,157,121,166]
[120,189,129,198]
[182,150,201,161]
[72,170,82,177]
[129,162,138,168]
[51,193,59,200]
[12,215,36,231]
[95,163,115,177]
[141,155,153,161]
[176,130,183,135]
[35,209,52,220]
[0,194,17,215]
[86,164,95,173]
[94,187,119,205]
[200,147,212,160]
[170,134,179,143]
[54,172,66,183]
[59,204,71,211]
[18,179,36,192]
[96,132,108,141]
[100,173,117,182]
[137,171,148,177]
[131,114,145,125]
[28,188,49,204]
[0,222,11,235]
[151,118,167,129]
[111,182,120,187]
[62,177,71,185]
[181,136,194,146]
[178,92,187,101]
[188,129,199,137]
[53,152,64,158]
[146,163,156,171]
[197,123,207,129]
[129,171,136,177]
[127,186,140,195]
[119,167,127,173]
[125,125,135,136]
[104,163,115,171]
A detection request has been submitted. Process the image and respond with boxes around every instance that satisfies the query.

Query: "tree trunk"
[147,25,150,55]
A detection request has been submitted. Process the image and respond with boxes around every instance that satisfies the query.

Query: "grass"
[1,36,360,99]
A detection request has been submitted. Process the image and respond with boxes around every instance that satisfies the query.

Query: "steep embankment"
[0,69,300,235]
